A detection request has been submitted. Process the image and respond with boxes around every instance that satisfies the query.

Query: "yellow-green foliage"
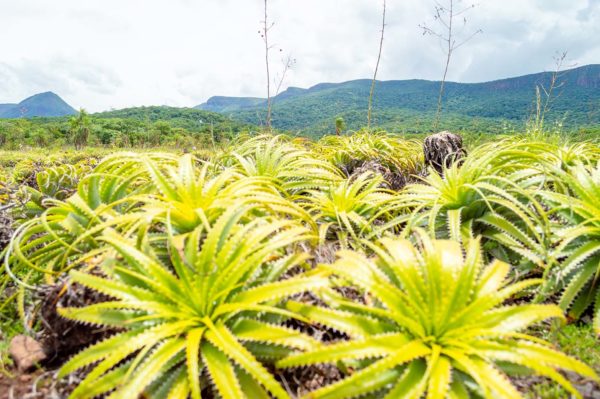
[317,131,424,176]
[2,132,600,398]
[58,208,324,398]
[304,171,396,247]
[279,236,597,398]
[540,162,600,332]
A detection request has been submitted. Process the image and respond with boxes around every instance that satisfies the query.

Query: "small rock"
[577,382,594,397]
[9,335,47,372]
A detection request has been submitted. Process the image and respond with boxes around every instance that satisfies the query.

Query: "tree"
[259,0,294,132]
[69,109,91,150]
[335,117,346,136]
[260,0,274,131]
[31,128,50,147]
[150,120,171,146]
[367,0,387,131]
[420,0,481,130]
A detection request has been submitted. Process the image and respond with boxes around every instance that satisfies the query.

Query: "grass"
[549,324,600,369]
[524,323,600,398]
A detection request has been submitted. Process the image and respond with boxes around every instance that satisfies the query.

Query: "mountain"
[195,64,600,135]
[0,92,77,118]
[200,96,265,113]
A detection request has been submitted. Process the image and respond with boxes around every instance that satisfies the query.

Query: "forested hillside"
[0,106,252,149]
[197,64,600,135]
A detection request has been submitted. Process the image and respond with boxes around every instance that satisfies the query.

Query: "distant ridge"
[200,96,264,113]
[0,92,77,118]
[195,64,600,134]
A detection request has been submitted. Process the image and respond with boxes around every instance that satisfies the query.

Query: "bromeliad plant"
[394,144,560,274]
[58,207,327,399]
[131,152,316,234]
[317,132,424,179]
[4,155,149,284]
[220,135,343,196]
[20,161,96,218]
[540,162,600,332]
[279,235,597,398]
[3,151,316,284]
[303,172,396,248]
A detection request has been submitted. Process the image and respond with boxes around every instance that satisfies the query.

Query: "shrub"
[220,134,343,196]
[395,142,560,273]
[58,208,326,398]
[541,162,600,332]
[303,172,396,248]
[279,236,597,398]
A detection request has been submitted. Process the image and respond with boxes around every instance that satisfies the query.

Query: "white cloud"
[0,0,597,112]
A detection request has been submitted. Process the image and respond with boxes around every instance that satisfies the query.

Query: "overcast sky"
[0,0,598,112]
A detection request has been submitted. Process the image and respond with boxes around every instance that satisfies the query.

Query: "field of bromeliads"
[1,132,600,398]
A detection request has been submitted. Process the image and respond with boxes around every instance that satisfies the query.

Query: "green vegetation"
[0,106,253,149]
[3,65,600,147]
[542,162,600,331]
[523,324,600,399]
[58,208,322,398]
[197,64,600,136]
[279,236,594,398]
[1,131,600,398]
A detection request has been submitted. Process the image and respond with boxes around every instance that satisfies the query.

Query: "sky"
[0,0,598,112]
